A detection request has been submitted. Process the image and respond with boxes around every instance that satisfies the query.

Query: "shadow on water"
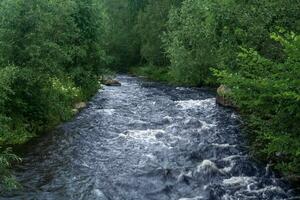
[1,75,299,200]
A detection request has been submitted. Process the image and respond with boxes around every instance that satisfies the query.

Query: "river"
[1,75,298,200]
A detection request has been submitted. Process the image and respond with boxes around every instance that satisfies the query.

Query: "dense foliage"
[0,0,107,188]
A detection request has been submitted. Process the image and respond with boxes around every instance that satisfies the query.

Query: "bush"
[0,148,21,190]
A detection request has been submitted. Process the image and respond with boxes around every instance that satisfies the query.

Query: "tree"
[163,0,218,85]
[136,0,182,66]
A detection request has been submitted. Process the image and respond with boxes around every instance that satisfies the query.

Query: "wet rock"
[216,85,234,107]
[103,79,121,86]
[73,102,87,113]
[75,102,87,109]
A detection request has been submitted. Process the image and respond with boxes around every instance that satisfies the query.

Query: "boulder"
[216,85,234,107]
[75,102,87,110]
[103,79,121,86]
[73,102,87,114]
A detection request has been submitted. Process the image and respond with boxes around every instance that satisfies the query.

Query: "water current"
[2,76,299,200]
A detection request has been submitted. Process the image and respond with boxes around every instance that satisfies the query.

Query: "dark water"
[1,76,299,200]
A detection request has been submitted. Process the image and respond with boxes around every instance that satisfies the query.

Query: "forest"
[0,0,299,190]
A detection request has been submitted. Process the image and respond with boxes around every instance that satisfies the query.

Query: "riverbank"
[0,76,102,190]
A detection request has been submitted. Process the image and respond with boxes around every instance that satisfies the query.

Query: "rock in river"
[73,102,87,114]
[103,79,121,86]
[216,84,234,107]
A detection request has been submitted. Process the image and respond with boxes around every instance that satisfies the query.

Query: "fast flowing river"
[1,76,299,200]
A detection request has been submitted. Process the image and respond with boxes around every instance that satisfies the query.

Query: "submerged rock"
[216,85,234,107]
[103,79,121,86]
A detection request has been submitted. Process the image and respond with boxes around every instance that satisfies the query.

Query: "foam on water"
[95,108,115,115]
[223,176,254,186]
[124,129,165,140]
[175,98,216,110]
[200,120,217,130]
[212,143,236,148]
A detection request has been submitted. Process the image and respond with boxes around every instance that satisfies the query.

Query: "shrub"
[0,148,21,190]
